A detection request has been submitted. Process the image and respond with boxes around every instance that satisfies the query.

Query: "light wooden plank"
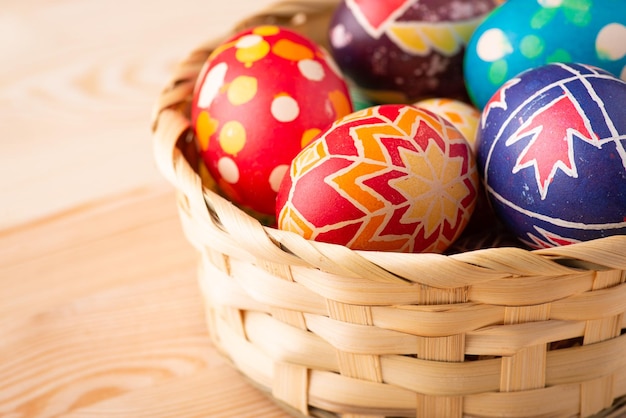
[0,184,288,417]
[0,187,194,330]
[62,367,289,418]
[0,271,209,417]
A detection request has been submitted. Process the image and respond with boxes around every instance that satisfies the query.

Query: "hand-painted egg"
[464,0,626,109]
[276,104,479,253]
[414,98,481,151]
[414,98,496,235]
[328,0,497,104]
[476,63,626,248]
[191,26,353,216]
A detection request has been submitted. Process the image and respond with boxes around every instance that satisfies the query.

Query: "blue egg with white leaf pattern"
[475,63,626,248]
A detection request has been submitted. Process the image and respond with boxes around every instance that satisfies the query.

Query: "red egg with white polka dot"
[191,25,353,216]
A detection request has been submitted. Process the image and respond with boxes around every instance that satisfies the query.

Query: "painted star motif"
[390,141,470,236]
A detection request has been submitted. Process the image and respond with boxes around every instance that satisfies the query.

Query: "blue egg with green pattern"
[464,0,626,109]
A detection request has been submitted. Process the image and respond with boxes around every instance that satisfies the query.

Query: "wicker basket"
[151,1,626,417]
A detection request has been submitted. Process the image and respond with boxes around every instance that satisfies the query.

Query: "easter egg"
[328,0,497,104]
[464,0,626,109]
[414,98,481,151]
[276,104,479,253]
[415,98,496,235]
[191,26,353,216]
[476,62,626,248]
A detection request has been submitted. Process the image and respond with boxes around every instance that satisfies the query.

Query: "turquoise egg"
[464,0,626,109]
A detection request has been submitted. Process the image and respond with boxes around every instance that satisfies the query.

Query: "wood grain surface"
[0,0,291,416]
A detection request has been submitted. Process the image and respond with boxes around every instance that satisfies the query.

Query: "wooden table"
[0,1,291,416]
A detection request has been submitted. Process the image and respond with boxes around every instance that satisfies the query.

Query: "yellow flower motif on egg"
[391,139,472,236]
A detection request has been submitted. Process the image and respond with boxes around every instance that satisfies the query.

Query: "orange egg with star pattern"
[276,104,479,253]
[191,26,353,216]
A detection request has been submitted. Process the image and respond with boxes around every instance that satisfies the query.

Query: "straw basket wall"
[151,1,626,416]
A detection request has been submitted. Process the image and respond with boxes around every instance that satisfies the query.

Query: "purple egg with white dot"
[476,62,626,248]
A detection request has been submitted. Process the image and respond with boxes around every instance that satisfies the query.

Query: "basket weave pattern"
[152,1,626,417]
